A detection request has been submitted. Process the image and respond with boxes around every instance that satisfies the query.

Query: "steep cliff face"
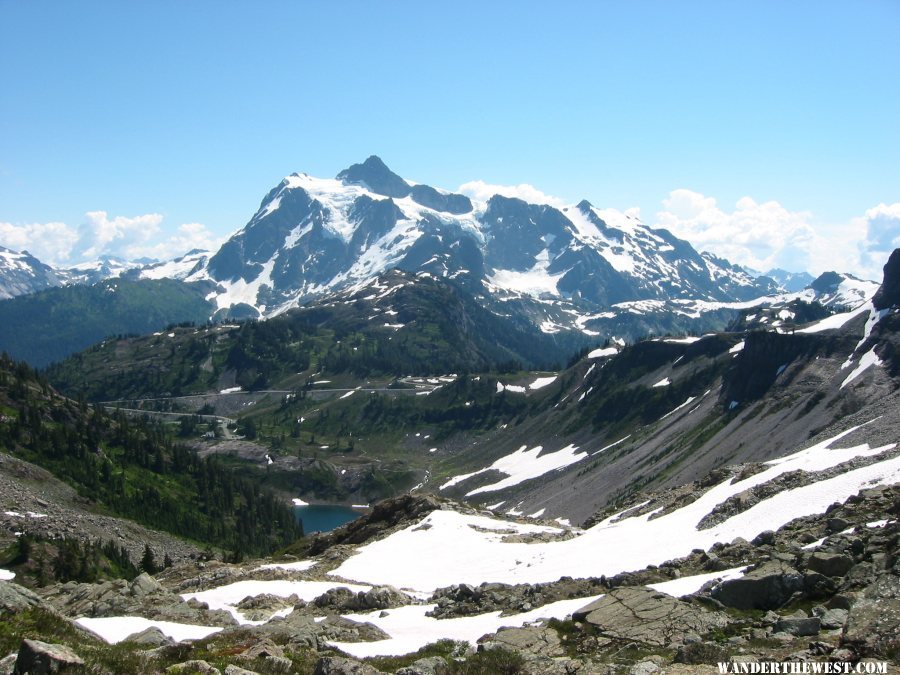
[873,248,900,311]
[719,330,855,406]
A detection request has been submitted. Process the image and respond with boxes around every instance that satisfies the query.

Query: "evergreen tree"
[139,544,158,574]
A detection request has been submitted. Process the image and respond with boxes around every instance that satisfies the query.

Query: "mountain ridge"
[188,157,782,330]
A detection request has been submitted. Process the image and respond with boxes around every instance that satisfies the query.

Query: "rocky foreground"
[0,482,898,675]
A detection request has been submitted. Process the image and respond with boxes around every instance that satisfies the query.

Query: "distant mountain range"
[763,267,815,292]
[0,157,882,366]
[0,247,209,300]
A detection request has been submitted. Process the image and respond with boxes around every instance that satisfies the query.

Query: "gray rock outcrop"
[313,655,385,674]
[573,586,728,647]
[842,573,900,656]
[711,561,804,609]
[481,625,565,658]
[14,639,84,674]
[0,582,43,615]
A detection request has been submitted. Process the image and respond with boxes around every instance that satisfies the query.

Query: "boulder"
[806,553,853,578]
[361,585,410,610]
[313,655,385,674]
[224,666,260,675]
[263,656,292,673]
[573,586,728,647]
[14,639,84,673]
[130,572,162,597]
[751,530,776,546]
[0,582,43,615]
[801,571,837,599]
[315,615,391,645]
[826,518,852,533]
[813,606,848,629]
[166,661,221,673]
[0,653,16,675]
[240,638,284,660]
[123,626,174,647]
[630,661,660,675]
[313,585,410,612]
[516,655,586,675]
[395,656,448,675]
[235,593,298,621]
[711,561,804,610]
[773,617,821,636]
[482,625,564,658]
[313,586,357,610]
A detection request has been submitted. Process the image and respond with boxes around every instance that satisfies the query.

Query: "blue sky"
[1,1,898,277]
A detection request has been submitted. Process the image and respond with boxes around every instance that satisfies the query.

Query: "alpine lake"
[293,504,364,534]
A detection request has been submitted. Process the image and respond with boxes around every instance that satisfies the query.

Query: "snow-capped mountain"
[0,246,212,301]
[58,255,148,286]
[0,246,65,299]
[806,270,880,309]
[138,249,210,281]
[185,156,780,338]
[764,267,815,293]
[0,157,880,347]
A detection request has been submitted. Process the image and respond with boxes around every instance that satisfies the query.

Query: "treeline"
[0,354,301,558]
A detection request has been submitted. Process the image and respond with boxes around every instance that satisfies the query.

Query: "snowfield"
[330,596,601,658]
[182,579,373,625]
[329,565,750,657]
[77,617,222,645]
[439,443,587,496]
[335,424,897,592]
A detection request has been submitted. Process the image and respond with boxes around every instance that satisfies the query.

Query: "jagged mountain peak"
[575,199,594,211]
[806,270,879,309]
[765,268,815,293]
[809,270,844,293]
[0,245,65,299]
[336,154,411,198]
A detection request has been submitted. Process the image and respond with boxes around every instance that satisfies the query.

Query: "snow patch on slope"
[333,424,898,593]
[440,444,588,496]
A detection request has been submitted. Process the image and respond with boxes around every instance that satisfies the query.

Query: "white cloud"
[654,190,899,281]
[457,180,565,207]
[131,222,223,261]
[856,202,900,279]
[77,211,164,260]
[655,189,817,274]
[0,220,79,264]
[0,212,221,267]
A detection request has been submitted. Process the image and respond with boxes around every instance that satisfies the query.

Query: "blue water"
[294,504,361,534]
